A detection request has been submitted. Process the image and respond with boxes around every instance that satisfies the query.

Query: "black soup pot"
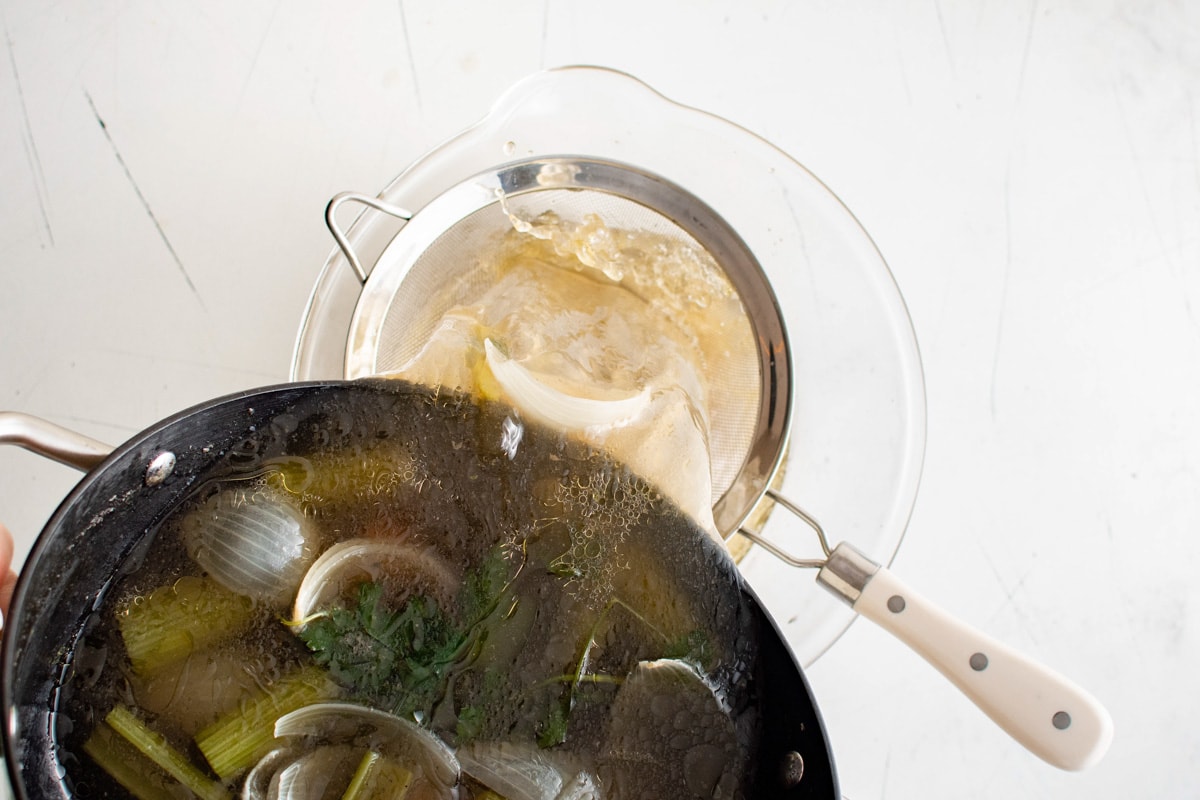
[0,380,839,800]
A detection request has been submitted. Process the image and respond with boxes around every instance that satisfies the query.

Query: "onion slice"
[458,741,599,800]
[273,703,460,791]
[182,486,317,607]
[483,339,650,432]
[291,538,459,626]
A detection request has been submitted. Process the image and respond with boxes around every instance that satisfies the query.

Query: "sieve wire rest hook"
[736,487,1113,773]
[325,192,415,285]
[736,487,830,569]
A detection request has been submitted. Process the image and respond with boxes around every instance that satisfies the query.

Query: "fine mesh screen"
[362,184,763,510]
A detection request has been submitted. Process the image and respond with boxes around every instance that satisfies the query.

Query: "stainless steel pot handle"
[325,192,414,285]
[0,413,112,634]
[738,488,1113,772]
[0,412,113,472]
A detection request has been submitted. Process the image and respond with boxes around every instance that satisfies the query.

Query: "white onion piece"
[292,538,459,625]
[268,745,357,800]
[558,772,601,800]
[183,487,317,607]
[483,339,650,432]
[459,741,599,800]
[273,702,460,791]
[242,749,288,800]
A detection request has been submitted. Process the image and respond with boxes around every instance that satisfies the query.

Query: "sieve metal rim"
[332,155,793,538]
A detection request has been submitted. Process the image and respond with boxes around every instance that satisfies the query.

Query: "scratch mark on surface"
[1015,0,1039,103]
[1114,87,1199,338]
[57,415,142,436]
[781,184,819,304]
[237,0,283,108]
[95,345,282,380]
[84,91,205,308]
[5,19,54,246]
[540,0,550,68]
[1190,93,1200,196]
[990,164,1013,420]
[932,0,955,74]
[980,546,1039,644]
[398,1,423,112]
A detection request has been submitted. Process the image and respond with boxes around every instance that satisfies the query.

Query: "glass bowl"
[291,65,926,667]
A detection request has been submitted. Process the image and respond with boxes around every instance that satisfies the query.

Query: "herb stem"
[534,673,624,688]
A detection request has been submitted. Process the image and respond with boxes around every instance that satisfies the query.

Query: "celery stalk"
[117,576,255,675]
[195,666,335,781]
[342,750,414,800]
[342,751,382,800]
[104,706,229,800]
[82,721,179,800]
[265,449,422,503]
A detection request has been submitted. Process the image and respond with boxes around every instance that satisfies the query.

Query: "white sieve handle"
[817,542,1114,771]
[325,192,414,284]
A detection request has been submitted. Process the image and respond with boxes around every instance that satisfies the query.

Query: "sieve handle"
[818,541,1114,771]
[325,192,414,284]
[0,411,113,472]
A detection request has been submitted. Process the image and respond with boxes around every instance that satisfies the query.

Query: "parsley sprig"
[295,546,517,724]
[297,582,463,721]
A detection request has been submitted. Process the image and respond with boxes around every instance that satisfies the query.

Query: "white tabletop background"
[1,1,1196,798]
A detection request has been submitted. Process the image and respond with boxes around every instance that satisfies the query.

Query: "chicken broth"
[56,383,765,800]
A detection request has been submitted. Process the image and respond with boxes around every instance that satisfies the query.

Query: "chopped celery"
[341,750,414,800]
[117,575,255,675]
[342,750,382,800]
[195,666,335,781]
[265,448,423,503]
[130,646,278,736]
[104,706,229,800]
[82,721,179,800]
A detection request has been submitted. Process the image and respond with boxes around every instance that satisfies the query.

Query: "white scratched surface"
[1,2,1196,797]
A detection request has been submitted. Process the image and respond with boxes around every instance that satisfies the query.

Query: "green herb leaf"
[665,629,714,670]
[537,700,569,749]
[455,705,484,743]
[460,545,517,626]
[297,582,463,722]
[294,548,521,730]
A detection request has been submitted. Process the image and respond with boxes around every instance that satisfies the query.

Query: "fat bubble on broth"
[58,383,767,800]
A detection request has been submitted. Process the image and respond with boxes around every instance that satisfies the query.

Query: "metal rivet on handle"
[970,652,989,671]
[779,751,804,787]
[144,452,176,487]
[1052,711,1072,730]
[887,595,906,613]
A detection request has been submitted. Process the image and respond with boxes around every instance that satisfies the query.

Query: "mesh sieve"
[334,157,791,537]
